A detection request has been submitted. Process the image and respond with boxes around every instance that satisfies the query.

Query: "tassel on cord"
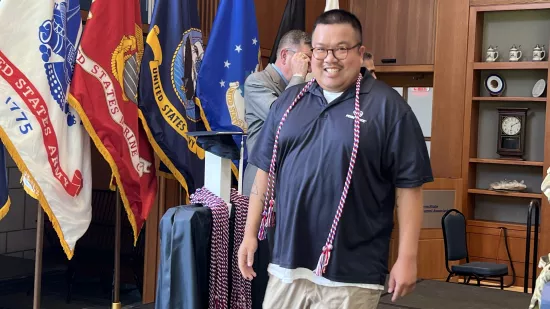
[314,244,333,276]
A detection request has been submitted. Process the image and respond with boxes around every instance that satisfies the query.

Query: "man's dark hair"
[276,30,312,56]
[312,9,363,43]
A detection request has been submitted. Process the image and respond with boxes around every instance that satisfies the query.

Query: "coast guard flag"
[68,0,157,242]
[0,144,9,220]
[196,0,261,175]
[0,0,92,259]
[139,0,206,202]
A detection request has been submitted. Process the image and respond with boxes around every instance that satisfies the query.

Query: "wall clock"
[497,108,528,160]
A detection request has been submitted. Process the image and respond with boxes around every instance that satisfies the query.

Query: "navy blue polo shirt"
[249,74,433,285]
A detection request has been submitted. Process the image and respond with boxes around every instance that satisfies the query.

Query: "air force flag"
[139,0,207,201]
[196,0,261,175]
[0,0,92,259]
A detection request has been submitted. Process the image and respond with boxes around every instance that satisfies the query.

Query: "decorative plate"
[532,79,546,97]
[485,74,505,97]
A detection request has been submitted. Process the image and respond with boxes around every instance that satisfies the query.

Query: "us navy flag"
[0,143,9,220]
[196,0,261,175]
[138,0,207,201]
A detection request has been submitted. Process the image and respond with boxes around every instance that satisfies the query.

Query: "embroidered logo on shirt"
[345,110,367,123]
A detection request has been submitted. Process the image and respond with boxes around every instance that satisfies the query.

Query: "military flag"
[0,143,9,220]
[0,0,92,258]
[68,0,157,242]
[268,0,306,64]
[195,0,261,177]
[325,0,339,11]
[138,0,207,202]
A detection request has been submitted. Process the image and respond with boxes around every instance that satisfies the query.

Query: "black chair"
[441,209,508,289]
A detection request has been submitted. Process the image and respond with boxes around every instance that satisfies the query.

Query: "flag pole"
[33,206,44,309]
[112,188,121,309]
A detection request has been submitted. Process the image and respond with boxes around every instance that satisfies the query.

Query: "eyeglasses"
[311,43,362,60]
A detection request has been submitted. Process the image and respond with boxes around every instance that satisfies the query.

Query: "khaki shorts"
[262,275,382,309]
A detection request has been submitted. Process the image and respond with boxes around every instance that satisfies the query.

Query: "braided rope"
[191,188,230,309]
[257,75,363,276]
[230,189,252,309]
[258,78,316,240]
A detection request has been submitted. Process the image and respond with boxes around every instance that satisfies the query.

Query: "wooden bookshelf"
[469,158,544,166]
[473,96,547,102]
[468,189,542,199]
[473,61,548,70]
[461,3,550,289]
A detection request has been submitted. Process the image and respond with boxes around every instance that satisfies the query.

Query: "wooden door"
[351,0,436,66]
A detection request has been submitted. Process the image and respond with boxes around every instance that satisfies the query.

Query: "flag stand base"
[111,302,121,309]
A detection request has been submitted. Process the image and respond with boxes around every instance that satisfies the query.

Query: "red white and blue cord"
[257,74,363,276]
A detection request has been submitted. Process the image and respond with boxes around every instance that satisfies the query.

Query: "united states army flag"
[0,0,92,259]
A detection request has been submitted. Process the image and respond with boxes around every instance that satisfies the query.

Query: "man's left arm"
[389,186,423,301]
[383,108,433,302]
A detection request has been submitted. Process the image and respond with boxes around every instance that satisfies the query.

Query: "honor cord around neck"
[257,74,363,276]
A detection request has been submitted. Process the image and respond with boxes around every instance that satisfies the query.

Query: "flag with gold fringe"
[0,143,9,221]
[195,0,261,177]
[68,0,157,243]
[0,0,92,259]
[138,0,207,203]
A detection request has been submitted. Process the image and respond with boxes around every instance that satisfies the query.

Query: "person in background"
[242,30,312,198]
[240,29,312,308]
[361,51,377,78]
[239,9,432,309]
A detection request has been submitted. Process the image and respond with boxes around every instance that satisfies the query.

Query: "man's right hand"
[238,236,258,280]
[290,52,310,78]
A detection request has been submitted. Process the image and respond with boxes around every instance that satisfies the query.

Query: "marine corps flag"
[138,0,206,202]
[196,0,261,176]
[0,0,92,258]
[68,0,157,241]
[0,143,9,220]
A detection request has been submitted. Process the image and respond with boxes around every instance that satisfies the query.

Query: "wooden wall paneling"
[460,7,484,220]
[352,0,435,66]
[467,220,538,288]
[430,0,469,180]
[198,0,220,44]
[254,1,286,65]
[142,176,163,304]
[471,0,550,6]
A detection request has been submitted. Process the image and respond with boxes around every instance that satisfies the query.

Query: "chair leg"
[475,275,481,286]
[465,276,471,284]
[500,276,504,290]
[446,273,453,282]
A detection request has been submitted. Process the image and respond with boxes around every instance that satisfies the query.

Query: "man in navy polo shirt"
[238,9,433,309]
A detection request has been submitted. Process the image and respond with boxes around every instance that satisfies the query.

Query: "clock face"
[501,116,521,135]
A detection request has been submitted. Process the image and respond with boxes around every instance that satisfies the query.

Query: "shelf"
[468,188,542,199]
[473,96,547,102]
[376,65,434,73]
[469,158,544,166]
[473,61,548,70]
